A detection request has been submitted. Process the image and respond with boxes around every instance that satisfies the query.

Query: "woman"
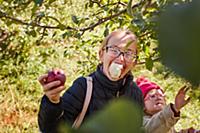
[38,29,144,132]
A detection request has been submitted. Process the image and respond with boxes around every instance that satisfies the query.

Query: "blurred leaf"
[74,32,81,39]
[57,24,66,31]
[34,0,43,6]
[79,99,143,133]
[158,0,200,85]
[48,0,55,4]
[29,30,37,37]
[89,1,94,7]
[132,19,145,29]
[62,31,73,38]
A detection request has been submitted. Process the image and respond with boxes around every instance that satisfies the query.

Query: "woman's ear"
[99,50,104,62]
[130,59,137,69]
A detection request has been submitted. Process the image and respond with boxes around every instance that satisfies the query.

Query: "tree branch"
[79,1,143,32]
[0,1,143,33]
[0,10,75,30]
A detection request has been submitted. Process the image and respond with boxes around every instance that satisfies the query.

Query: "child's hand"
[174,85,190,112]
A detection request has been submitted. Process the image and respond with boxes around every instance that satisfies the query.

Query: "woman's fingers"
[38,74,48,85]
[45,86,65,103]
[38,71,66,103]
[46,86,65,96]
[43,80,61,92]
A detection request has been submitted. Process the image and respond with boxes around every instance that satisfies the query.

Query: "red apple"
[46,69,66,87]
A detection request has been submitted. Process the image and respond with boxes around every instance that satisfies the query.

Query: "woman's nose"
[116,52,125,62]
[119,54,125,61]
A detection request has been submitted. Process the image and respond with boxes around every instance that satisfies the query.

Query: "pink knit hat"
[136,76,163,98]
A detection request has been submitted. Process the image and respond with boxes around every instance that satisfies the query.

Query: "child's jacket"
[143,104,180,133]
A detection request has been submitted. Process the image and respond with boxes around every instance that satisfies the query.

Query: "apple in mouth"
[109,62,123,79]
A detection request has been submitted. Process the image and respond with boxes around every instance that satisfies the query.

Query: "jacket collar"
[94,64,133,91]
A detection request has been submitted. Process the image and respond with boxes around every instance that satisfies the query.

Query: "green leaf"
[132,19,145,29]
[48,0,55,4]
[158,0,200,85]
[79,99,143,133]
[34,0,43,6]
[71,15,79,24]
[31,5,38,18]
[74,32,81,39]
[29,30,37,37]
[57,24,66,31]
[89,1,94,7]
[127,0,133,17]
[145,57,153,71]
[103,27,109,37]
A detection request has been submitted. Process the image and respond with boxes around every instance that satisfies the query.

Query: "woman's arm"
[38,77,87,133]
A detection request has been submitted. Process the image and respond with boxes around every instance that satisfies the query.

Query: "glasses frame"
[144,89,165,101]
[104,46,138,62]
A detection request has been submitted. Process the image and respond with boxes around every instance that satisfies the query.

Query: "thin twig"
[0,1,143,33]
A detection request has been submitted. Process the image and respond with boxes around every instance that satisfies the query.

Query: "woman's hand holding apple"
[38,69,66,104]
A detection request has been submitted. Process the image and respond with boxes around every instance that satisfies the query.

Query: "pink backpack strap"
[72,76,93,129]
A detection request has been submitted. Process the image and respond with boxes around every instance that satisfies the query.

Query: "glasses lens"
[145,89,165,101]
[124,51,137,61]
[106,46,137,62]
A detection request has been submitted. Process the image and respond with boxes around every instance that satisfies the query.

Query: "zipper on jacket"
[116,91,120,98]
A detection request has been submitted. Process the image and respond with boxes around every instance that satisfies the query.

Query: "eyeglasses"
[104,46,138,62]
[144,89,165,101]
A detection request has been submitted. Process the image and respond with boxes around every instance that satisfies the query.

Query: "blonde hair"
[99,29,138,52]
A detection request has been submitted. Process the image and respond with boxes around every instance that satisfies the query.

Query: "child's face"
[144,89,166,115]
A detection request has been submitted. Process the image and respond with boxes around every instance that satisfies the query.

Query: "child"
[136,76,199,133]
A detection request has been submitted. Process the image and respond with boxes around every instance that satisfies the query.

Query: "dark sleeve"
[132,81,144,109]
[38,77,87,133]
[38,95,64,133]
[170,103,180,117]
[61,77,87,125]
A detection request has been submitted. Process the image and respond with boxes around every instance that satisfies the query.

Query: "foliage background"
[0,0,199,132]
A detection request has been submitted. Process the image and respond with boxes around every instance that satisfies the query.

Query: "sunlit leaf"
[127,0,133,17]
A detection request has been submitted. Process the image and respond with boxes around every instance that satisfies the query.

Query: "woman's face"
[144,89,166,115]
[99,31,137,81]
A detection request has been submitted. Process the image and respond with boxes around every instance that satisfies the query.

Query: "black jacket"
[38,65,144,133]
